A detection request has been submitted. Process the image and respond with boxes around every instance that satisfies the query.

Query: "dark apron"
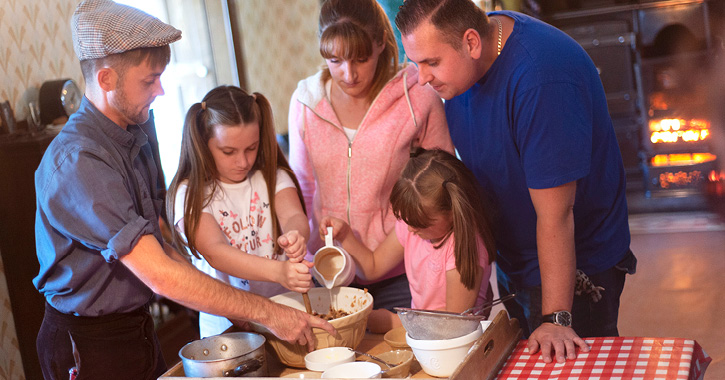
[37,302,167,380]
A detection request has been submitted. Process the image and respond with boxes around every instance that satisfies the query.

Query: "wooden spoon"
[303,293,313,315]
[280,235,314,315]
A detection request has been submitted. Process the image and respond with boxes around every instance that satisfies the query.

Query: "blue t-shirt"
[34,97,163,316]
[446,11,630,287]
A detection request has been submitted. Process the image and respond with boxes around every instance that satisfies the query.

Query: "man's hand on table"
[527,323,590,363]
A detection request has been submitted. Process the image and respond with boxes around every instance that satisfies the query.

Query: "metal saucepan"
[179,332,267,377]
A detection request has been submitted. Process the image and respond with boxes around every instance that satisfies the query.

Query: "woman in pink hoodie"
[288,0,454,331]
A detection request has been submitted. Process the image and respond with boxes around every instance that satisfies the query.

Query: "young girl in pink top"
[320,149,496,332]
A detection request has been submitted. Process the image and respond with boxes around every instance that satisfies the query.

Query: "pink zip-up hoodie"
[288,64,455,284]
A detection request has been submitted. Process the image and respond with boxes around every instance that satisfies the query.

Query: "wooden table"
[160,310,521,379]
[160,332,434,379]
[159,311,711,379]
[276,332,427,378]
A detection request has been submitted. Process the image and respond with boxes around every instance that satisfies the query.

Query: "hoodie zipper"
[346,140,352,223]
[297,68,413,226]
[298,104,356,225]
[339,84,388,224]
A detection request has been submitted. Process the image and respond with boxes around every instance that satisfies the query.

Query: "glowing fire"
[651,153,717,167]
[659,171,702,189]
[709,170,725,197]
[710,170,725,182]
[649,118,710,144]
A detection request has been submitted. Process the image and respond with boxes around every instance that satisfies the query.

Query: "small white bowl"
[281,371,322,378]
[281,371,323,378]
[304,347,355,372]
[321,361,382,378]
[406,324,483,377]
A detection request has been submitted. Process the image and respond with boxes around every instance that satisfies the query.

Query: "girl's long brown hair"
[318,0,399,103]
[390,148,495,290]
[166,86,305,259]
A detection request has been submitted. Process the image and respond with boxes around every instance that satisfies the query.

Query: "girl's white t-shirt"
[173,169,295,337]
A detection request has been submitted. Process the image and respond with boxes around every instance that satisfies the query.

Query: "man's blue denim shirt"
[34,97,165,316]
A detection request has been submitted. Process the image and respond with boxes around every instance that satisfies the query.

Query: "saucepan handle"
[223,357,264,377]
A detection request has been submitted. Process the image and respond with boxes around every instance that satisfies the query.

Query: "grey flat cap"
[71,0,181,61]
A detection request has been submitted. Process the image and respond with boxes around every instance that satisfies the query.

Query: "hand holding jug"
[312,226,356,289]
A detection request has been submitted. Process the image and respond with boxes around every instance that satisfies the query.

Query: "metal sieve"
[394,294,515,340]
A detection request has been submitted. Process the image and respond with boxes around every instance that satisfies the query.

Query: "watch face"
[555,311,572,327]
[61,80,82,116]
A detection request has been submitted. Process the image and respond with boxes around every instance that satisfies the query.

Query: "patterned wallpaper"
[233,0,323,135]
[0,0,84,124]
[1,1,81,379]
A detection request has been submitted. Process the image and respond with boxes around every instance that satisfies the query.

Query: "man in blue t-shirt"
[396,0,636,364]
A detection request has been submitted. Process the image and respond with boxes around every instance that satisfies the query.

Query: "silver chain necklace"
[493,17,502,56]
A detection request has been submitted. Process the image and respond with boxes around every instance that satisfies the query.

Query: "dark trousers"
[37,302,167,380]
[350,273,413,312]
[497,250,637,338]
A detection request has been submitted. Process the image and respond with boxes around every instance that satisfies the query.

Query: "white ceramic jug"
[312,227,356,288]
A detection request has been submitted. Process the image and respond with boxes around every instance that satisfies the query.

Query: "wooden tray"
[159,310,521,379]
[450,310,523,380]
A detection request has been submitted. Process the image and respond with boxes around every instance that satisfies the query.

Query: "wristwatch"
[542,310,572,327]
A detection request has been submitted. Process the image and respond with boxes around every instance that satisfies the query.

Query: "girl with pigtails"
[321,148,496,331]
[167,86,313,338]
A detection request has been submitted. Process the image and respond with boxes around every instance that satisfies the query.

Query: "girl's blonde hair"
[167,86,305,259]
[390,148,495,290]
[318,0,399,102]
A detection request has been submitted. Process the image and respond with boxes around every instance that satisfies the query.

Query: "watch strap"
[542,310,572,327]
[542,313,557,324]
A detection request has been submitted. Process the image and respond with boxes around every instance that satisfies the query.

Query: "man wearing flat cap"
[33,1,334,378]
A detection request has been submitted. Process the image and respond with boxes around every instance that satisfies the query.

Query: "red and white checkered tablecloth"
[497,337,712,380]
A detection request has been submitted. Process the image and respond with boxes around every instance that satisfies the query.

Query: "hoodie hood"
[294,64,421,123]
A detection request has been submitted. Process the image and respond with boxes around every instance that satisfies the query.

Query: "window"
[116,0,233,186]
